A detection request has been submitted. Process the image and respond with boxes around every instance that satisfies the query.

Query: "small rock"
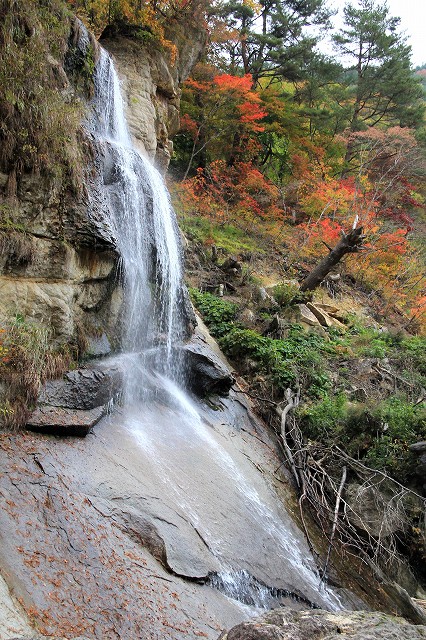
[297,304,321,326]
[409,442,426,453]
[239,308,257,328]
[86,332,111,358]
[264,314,287,336]
[221,256,242,276]
[307,302,346,329]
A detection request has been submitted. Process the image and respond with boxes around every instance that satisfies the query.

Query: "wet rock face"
[0,17,204,347]
[0,20,122,346]
[219,609,426,640]
[179,338,235,396]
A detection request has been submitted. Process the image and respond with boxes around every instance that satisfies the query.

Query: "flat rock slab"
[220,608,426,640]
[26,405,105,436]
[297,303,321,326]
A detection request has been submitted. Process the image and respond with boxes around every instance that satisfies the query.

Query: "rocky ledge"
[219,608,426,640]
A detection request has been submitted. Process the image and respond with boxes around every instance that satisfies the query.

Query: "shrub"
[190,289,238,337]
[298,393,348,440]
[272,282,300,307]
[0,315,74,429]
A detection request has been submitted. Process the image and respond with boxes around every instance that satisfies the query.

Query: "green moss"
[179,216,260,254]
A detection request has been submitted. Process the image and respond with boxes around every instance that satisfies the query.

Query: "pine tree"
[333,0,424,132]
[217,0,333,86]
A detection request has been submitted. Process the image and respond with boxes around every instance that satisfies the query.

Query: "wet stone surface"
[0,383,350,640]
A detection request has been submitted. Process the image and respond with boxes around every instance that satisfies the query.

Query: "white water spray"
[92,49,184,366]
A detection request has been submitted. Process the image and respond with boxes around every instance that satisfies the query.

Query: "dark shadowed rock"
[219,609,426,640]
[178,333,234,396]
[220,256,242,277]
[27,361,123,436]
[410,442,426,453]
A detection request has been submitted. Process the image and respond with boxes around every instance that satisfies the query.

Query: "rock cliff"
[0,6,204,350]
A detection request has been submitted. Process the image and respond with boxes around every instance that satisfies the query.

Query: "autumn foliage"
[174,67,425,328]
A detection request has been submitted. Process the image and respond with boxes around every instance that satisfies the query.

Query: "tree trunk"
[300,226,365,292]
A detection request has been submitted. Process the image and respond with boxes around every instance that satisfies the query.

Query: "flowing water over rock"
[91,49,186,382]
[88,48,344,613]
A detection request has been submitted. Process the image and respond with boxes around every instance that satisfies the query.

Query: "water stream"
[91,46,343,613]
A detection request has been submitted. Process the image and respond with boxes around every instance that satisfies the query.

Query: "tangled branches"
[275,389,426,595]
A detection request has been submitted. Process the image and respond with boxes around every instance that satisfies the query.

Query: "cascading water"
[92,49,185,378]
[90,46,343,614]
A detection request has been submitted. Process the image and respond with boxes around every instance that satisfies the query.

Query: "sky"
[329,0,426,67]
[386,0,426,66]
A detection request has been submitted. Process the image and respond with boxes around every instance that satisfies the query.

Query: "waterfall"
[91,49,184,371]
[89,47,343,614]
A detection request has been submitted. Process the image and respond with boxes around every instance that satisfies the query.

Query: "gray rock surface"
[26,405,105,436]
[26,362,122,436]
[37,365,122,410]
[0,385,361,639]
[219,608,426,640]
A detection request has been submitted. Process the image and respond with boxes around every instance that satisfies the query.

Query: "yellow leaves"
[241,0,261,14]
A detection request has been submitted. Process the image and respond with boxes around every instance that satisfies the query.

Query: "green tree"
[217,0,333,86]
[333,0,424,133]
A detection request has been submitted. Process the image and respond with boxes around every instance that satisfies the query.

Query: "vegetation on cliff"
[0,0,87,196]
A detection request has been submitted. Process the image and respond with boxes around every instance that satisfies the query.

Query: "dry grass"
[0,316,74,429]
[0,229,35,265]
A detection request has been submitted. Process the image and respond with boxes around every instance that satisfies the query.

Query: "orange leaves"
[212,74,267,132]
[237,101,267,131]
[179,113,199,138]
[213,73,253,92]
[180,67,267,164]
[176,160,281,227]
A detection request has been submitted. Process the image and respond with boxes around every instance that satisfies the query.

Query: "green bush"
[300,394,425,482]
[298,393,348,440]
[190,289,238,337]
[362,397,426,479]
[272,282,300,307]
[191,291,332,398]
[219,326,331,397]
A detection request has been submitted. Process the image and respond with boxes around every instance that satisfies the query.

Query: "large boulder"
[179,336,235,396]
[37,364,122,410]
[218,608,426,640]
